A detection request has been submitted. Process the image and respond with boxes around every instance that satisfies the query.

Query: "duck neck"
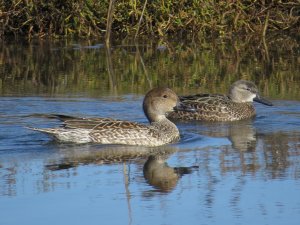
[229,92,240,103]
[146,113,166,123]
[150,117,179,134]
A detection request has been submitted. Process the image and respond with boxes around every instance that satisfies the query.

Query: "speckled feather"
[168,80,272,122]
[168,94,255,121]
[29,87,185,146]
[31,115,180,147]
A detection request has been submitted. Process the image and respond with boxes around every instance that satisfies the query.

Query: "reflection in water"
[192,119,257,152]
[262,131,300,178]
[45,145,179,170]
[105,43,117,93]
[217,130,300,177]
[143,153,198,193]
[0,38,300,224]
[0,38,299,99]
[44,144,197,193]
[0,122,299,197]
[0,114,300,224]
[228,121,256,152]
[0,163,17,196]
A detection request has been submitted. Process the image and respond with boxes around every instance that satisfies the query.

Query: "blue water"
[1,38,300,225]
[0,95,300,225]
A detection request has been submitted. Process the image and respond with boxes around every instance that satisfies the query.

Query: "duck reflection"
[227,120,256,152]
[143,153,198,192]
[45,144,179,170]
[45,144,198,193]
[198,119,256,152]
[1,130,299,198]
[46,145,160,170]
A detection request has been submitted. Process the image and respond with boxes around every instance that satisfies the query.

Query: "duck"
[167,80,273,122]
[29,87,194,146]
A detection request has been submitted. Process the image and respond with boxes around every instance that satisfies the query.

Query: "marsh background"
[1,0,299,39]
[1,1,300,225]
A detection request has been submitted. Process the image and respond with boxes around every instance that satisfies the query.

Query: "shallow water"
[0,38,300,225]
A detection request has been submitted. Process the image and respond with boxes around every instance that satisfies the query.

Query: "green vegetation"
[1,0,299,39]
[1,37,299,99]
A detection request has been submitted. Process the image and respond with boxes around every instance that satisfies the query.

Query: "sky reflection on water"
[1,38,300,225]
[0,95,299,225]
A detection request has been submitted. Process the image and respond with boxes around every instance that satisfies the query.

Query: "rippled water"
[0,38,300,225]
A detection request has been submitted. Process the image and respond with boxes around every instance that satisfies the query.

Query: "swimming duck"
[29,87,193,146]
[167,80,273,121]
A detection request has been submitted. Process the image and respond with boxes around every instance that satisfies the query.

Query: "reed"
[1,0,299,39]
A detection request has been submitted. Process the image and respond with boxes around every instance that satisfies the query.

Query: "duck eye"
[163,95,168,98]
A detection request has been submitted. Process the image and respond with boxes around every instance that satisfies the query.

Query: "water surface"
[0,38,300,225]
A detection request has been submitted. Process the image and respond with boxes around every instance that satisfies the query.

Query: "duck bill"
[253,95,273,106]
[173,102,196,112]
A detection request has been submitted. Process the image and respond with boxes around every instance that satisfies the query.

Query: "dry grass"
[0,0,299,39]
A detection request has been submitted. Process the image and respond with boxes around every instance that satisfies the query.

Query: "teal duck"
[29,88,194,146]
[167,80,273,122]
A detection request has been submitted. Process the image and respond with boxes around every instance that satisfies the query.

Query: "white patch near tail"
[27,127,92,143]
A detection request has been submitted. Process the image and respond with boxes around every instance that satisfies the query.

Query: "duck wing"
[167,94,238,121]
[180,94,230,111]
[62,117,147,130]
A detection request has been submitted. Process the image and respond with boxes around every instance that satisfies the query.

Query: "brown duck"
[168,80,273,122]
[29,87,194,146]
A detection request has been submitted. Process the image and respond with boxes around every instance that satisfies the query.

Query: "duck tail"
[26,126,92,143]
[25,126,59,135]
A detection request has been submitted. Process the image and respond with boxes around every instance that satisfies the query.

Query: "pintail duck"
[29,88,194,146]
[168,80,273,122]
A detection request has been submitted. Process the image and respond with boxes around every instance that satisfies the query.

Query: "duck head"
[229,80,273,106]
[143,87,195,123]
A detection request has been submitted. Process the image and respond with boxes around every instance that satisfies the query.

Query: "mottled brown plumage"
[29,88,193,146]
[168,80,273,122]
